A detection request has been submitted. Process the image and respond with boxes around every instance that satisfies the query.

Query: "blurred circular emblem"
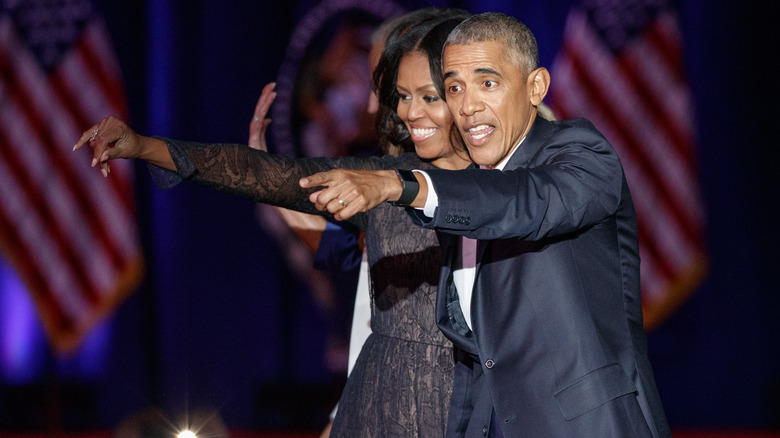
[271,0,405,158]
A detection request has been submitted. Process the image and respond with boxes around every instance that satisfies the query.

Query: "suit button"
[445,214,453,223]
[485,359,495,369]
[482,425,488,436]
[465,217,471,225]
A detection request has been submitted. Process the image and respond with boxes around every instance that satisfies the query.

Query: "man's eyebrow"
[443,71,458,81]
[475,67,503,78]
[443,67,504,81]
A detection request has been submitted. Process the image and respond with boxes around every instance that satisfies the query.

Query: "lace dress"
[151,139,455,437]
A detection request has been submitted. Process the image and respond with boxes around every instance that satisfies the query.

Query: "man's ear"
[528,67,550,106]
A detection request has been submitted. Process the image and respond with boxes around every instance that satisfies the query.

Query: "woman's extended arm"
[75,115,395,227]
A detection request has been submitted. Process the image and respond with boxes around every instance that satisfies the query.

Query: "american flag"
[0,0,144,353]
[549,0,708,330]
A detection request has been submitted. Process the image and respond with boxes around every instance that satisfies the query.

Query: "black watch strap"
[391,168,420,206]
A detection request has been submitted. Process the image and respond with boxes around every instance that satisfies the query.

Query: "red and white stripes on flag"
[550,2,708,330]
[0,1,144,353]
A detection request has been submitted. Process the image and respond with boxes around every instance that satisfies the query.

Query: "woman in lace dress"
[76,15,470,437]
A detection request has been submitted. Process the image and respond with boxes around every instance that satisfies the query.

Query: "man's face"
[442,41,537,167]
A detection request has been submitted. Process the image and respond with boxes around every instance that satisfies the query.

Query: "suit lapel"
[506,115,554,169]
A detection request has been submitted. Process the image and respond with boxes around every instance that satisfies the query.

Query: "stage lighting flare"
[177,430,197,438]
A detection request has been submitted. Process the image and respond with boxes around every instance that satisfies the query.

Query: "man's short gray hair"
[445,12,539,76]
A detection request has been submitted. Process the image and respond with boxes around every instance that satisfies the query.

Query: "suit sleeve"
[415,126,625,241]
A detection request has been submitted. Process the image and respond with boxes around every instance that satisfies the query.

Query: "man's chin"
[464,143,496,167]
[466,150,495,168]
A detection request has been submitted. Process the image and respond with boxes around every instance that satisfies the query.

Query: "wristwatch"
[391,168,420,206]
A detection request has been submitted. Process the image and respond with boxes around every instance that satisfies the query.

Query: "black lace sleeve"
[147,137,400,230]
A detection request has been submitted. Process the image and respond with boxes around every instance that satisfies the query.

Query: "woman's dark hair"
[373,10,469,153]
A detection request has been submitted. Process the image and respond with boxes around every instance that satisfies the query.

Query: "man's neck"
[492,112,537,169]
[493,136,526,170]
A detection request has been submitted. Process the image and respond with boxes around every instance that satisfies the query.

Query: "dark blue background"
[2,0,779,432]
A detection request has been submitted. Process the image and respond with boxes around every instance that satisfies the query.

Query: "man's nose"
[459,90,483,116]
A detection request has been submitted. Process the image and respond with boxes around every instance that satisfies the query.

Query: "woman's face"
[396,52,465,169]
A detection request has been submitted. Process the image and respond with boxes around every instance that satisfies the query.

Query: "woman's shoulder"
[381,152,431,169]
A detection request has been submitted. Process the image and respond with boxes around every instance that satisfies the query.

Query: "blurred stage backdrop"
[1,0,778,435]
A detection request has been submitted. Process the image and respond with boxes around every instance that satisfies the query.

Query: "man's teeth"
[468,124,491,139]
[413,127,436,138]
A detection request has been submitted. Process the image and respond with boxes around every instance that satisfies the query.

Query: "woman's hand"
[248,82,276,151]
[74,115,173,175]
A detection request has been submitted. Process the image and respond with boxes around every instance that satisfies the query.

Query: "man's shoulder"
[520,116,617,165]
[549,117,599,134]
[543,117,609,146]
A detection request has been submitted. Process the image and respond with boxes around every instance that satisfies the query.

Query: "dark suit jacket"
[410,116,671,437]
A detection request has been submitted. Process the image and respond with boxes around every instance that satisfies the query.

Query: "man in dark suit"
[304,11,671,438]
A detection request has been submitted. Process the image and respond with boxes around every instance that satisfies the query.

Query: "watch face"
[397,168,418,183]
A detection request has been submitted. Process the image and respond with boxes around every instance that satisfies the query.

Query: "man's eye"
[447,84,461,93]
[484,80,496,88]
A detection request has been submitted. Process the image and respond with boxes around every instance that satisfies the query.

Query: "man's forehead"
[443,41,509,72]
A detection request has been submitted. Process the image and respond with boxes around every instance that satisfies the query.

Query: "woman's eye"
[447,84,461,93]
[423,95,440,103]
[398,93,411,101]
